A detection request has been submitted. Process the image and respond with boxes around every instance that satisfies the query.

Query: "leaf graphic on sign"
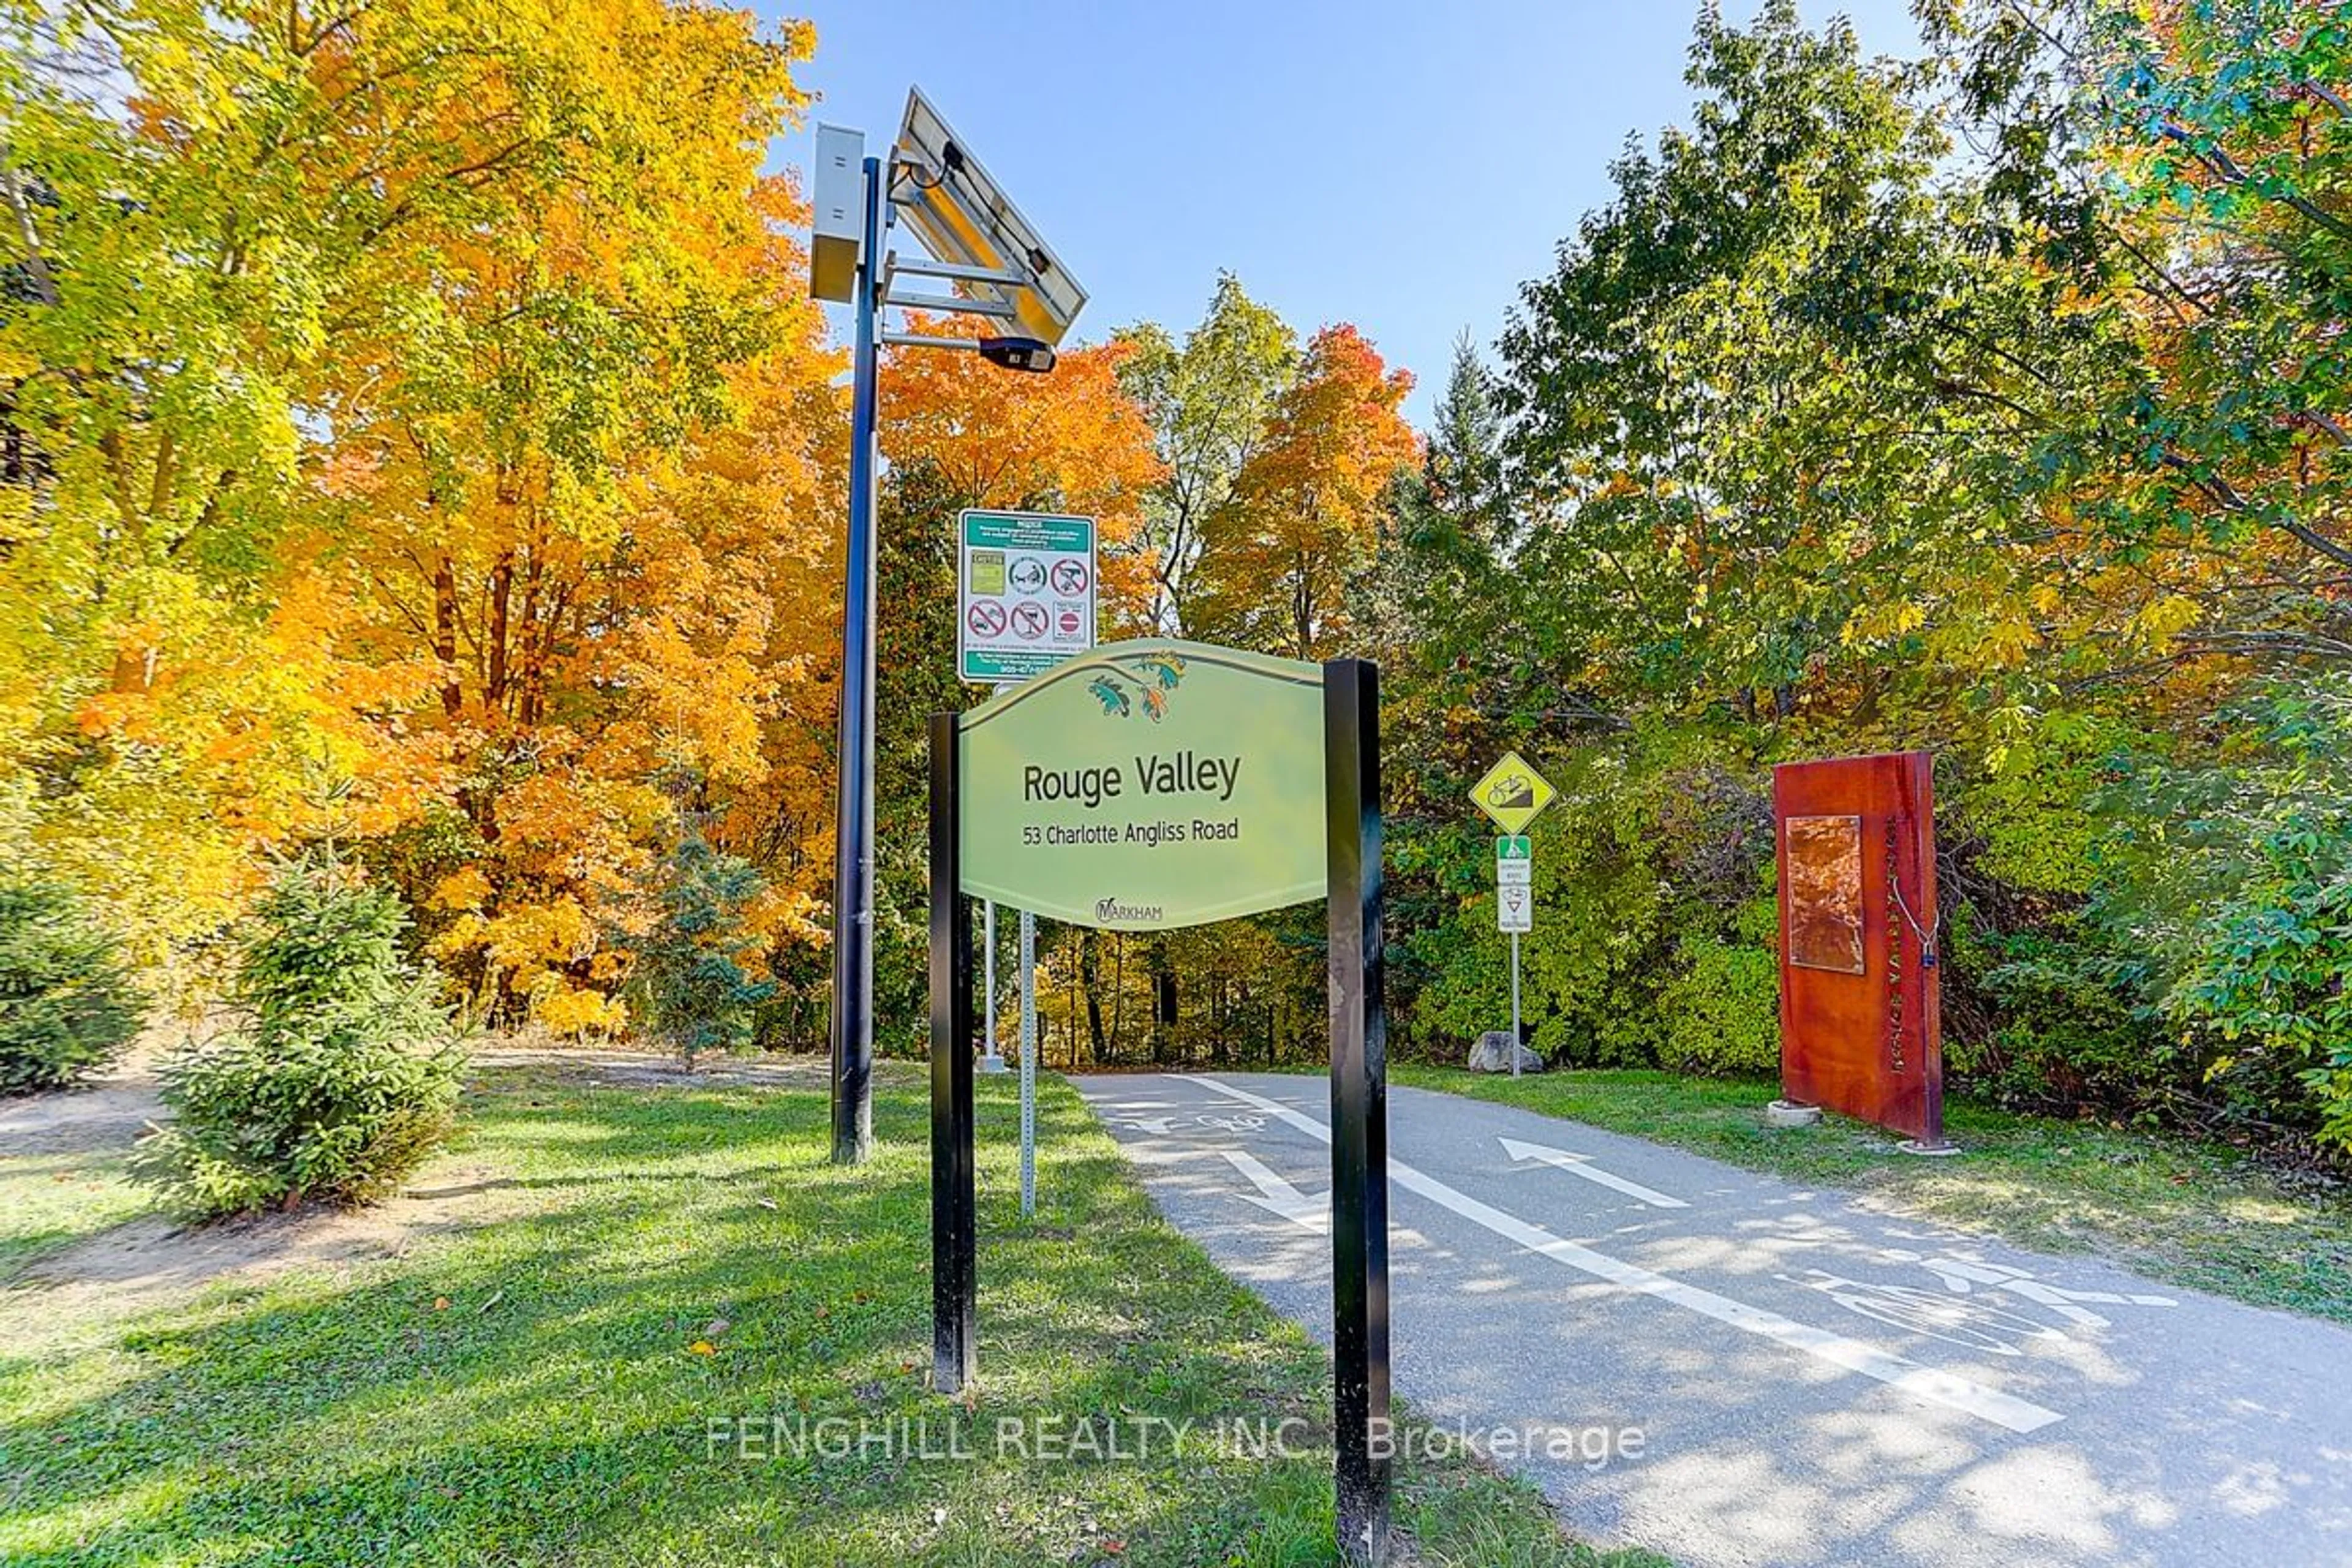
[1086,653,1187,722]
[1088,676,1131,717]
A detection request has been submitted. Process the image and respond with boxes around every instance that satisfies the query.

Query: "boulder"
[1468,1030,1545,1074]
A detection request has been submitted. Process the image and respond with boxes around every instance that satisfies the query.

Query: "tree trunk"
[1294,550,1314,659]
[1079,929,1108,1065]
[434,555,461,717]
[516,552,541,725]
[486,548,514,712]
[1108,931,1127,1062]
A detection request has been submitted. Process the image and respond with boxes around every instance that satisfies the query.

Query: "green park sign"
[957,639,1325,929]
[932,639,1392,1562]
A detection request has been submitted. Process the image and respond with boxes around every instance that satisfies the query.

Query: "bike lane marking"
[1221,1148,1329,1234]
[1192,1075,2064,1436]
[1499,1135,1689,1209]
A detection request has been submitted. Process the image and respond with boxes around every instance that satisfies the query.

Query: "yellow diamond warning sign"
[1469,750,1558,835]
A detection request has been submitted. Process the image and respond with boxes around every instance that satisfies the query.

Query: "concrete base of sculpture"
[1897,1137,1961,1157]
[1764,1099,1823,1128]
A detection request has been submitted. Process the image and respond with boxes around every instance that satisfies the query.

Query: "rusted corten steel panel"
[1773,751,1942,1145]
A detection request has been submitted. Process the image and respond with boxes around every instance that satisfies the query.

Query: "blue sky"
[763,1,1925,423]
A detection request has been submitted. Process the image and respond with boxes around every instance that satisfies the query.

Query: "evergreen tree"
[0,881,144,1093]
[142,858,464,1215]
[633,812,774,1068]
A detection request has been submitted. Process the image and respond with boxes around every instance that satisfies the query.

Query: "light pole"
[826,151,884,1166]
[810,93,1085,1164]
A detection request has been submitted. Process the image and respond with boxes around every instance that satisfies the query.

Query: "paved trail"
[1073,1071,2352,1568]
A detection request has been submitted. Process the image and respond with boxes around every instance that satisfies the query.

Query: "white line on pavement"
[1221,1149,1329,1234]
[1189,1076,2064,1436]
[1499,1135,1689,1208]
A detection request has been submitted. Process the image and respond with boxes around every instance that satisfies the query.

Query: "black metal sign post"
[1323,658,1390,1567]
[926,658,1388,1560]
[928,712,977,1394]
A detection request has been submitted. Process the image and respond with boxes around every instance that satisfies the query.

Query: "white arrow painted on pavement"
[1221,1149,1328,1234]
[1193,1076,2062,1435]
[1500,1136,1688,1209]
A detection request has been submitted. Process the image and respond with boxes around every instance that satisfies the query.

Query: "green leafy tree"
[2091,677,2352,1149]
[1928,0,2352,671]
[1115,274,1298,635]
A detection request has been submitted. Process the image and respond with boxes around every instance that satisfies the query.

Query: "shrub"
[1659,935,1781,1077]
[1400,733,1775,1069]
[0,880,144,1093]
[2090,678,2352,1153]
[139,859,466,1216]
[1954,918,2168,1114]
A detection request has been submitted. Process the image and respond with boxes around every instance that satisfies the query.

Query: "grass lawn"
[0,1145,148,1281]
[0,1057,1662,1568]
[1392,1062,2352,1324]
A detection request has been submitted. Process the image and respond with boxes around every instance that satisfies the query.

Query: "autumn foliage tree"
[854,323,1164,1047]
[1188,324,1417,660]
[0,2,841,1031]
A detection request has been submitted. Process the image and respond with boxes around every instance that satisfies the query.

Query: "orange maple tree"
[1188,324,1418,659]
[878,318,1164,631]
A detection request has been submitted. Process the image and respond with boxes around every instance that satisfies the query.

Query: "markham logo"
[1096,897,1164,925]
[1085,650,1186,722]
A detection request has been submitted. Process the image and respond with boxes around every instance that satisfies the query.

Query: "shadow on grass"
[0,1063,1638,1567]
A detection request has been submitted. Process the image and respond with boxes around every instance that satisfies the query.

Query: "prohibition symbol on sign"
[967,601,1007,639]
[1009,601,1050,640]
[1049,559,1090,596]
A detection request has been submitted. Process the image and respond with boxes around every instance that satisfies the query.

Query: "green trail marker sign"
[959,509,1095,684]
[1495,835,1531,884]
[956,639,1326,927]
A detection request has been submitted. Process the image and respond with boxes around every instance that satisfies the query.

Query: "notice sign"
[958,639,1325,929]
[1498,883,1533,933]
[960,509,1095,684]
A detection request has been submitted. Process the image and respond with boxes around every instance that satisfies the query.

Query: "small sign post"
[1475,762,1555,1077]
[1498,880,1531,1075]
[961,510,1096,1218]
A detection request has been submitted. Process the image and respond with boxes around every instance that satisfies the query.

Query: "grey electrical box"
[810,124,864,303]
